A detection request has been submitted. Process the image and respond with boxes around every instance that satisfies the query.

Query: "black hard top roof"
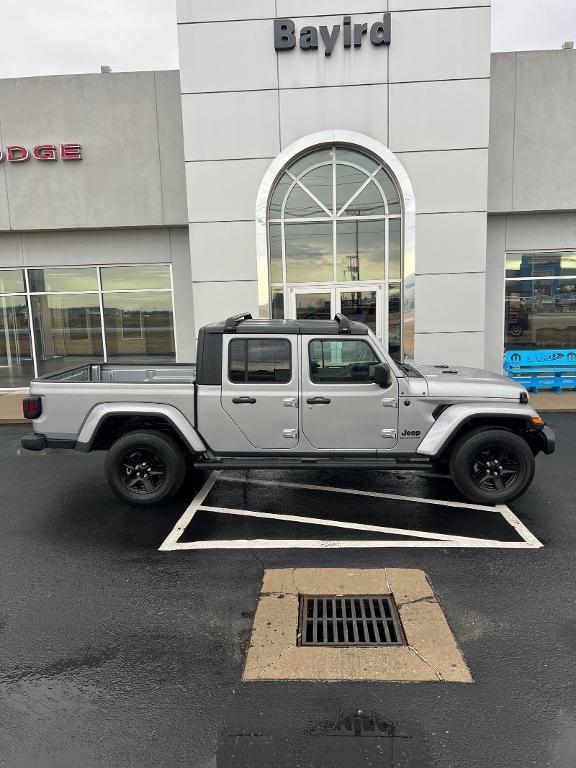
[203,314,369,336]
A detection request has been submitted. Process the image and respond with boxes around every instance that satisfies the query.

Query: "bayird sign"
[274,13,391,56]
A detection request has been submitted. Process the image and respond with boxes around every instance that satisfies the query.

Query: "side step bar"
[193,456,434,471]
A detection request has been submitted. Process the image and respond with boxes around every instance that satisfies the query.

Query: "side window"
[309,339,380,383]
[229,338,291,384]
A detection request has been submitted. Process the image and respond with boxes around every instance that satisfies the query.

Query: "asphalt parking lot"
[1,412,575,768]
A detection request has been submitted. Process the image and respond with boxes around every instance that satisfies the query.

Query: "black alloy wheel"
[470,446,521,493]
[105,430,187,506]
[120,447,166,495]
[449,427,535,505]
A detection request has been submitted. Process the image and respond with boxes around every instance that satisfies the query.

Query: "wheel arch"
[75,403,205,454]
[417,404,544,459]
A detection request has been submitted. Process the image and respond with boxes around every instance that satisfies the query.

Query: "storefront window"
[100,264,172,291]
[0,270,25,294]
[339,290,377,333]
[505,252,576,352]
[388,284,402,361]
[103,292,175,361]
[271,288,284,320]
[285,222,333,283]
[31,294,104,375]
[336,221,385,282]
[506,251,576,280]
[28,267,98,293]
[0,295,34,387]
[267,144,403,355]
[0,264,176,387]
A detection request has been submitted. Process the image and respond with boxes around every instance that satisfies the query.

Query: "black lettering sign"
[319,24,340,56]
[354,22,367,47]
[343,16,352,48]
[300,26,318,50]
[274,19,296,50]
[370,14,391,46]
[274,13,391,53]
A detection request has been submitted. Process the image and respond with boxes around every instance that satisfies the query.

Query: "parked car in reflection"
[507,300,530,337]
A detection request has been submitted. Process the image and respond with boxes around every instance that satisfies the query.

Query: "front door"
[221,334,299,450]
[301,335,399,451]
[288,285,384,345]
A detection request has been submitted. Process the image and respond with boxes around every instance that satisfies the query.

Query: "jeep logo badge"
[274,14,391,56]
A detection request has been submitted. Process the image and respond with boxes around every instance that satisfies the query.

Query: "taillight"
[23,396,42,419]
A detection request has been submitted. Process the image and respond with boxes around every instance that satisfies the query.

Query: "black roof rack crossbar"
[334,313,352,334]
[224,312,253,332]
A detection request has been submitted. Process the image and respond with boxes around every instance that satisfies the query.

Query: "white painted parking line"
[219,474,502,513]
[163,538,540,551]
[199,504,504,544]
[496,504,543,549]
[159,471,543,551]
[159,472,217,551]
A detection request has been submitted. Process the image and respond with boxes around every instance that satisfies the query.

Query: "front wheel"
[449,428,535,505]
[105,430,186,506]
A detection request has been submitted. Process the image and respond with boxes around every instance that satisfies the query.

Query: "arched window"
[265,145,403,358]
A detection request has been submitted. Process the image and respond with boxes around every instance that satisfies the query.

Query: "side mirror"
[373,362,392,388]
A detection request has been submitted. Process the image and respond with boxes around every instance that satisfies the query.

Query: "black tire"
[105,430,186,506]
[449,428,535,505]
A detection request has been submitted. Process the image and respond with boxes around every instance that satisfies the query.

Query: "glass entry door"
[288,285,384,343]
[289,288,335,321]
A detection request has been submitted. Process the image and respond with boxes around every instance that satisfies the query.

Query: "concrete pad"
[252,646,438,682]
[386,568,434,605]
[263,568,390,596]
[243,594,299,679]
[400,601,472,683]
[0,391,27,423]
[531,391,576,412]
[245,568,472,683]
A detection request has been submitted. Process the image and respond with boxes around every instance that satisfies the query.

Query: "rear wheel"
[449,428,535,505]
[105,430,186,506]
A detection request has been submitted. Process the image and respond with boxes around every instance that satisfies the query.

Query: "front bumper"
[539,425,556,455]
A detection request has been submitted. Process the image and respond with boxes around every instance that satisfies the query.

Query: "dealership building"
[0,0,575,392]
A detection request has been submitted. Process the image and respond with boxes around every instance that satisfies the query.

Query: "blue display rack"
[504,349,576,393]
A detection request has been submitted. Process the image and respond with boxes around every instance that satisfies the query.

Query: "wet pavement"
[1,413,575,767]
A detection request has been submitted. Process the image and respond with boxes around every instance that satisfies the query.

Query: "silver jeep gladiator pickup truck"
[21,312,555,507]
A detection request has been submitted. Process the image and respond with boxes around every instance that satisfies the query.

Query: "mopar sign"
[506,349,576,364]
[504,348,576,392]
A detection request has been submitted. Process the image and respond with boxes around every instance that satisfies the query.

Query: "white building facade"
[177,0,491,366]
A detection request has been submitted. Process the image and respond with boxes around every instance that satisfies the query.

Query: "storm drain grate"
[298,595,406,647]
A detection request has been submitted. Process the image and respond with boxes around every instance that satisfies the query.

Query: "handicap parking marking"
[159,471,542,552]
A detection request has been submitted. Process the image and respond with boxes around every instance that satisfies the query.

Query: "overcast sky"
[0,0,574,79]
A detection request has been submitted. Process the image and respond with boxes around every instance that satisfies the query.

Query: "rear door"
[221,334,299,450]
[301,335,399,451]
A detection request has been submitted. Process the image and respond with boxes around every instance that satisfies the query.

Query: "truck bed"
[38,363,196,385]
[29,363,198,444]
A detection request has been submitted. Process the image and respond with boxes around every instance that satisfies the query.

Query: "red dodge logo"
[0,144,82,162]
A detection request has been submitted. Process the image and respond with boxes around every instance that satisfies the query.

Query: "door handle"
[232,396,256,404]
[306,397,331,405]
